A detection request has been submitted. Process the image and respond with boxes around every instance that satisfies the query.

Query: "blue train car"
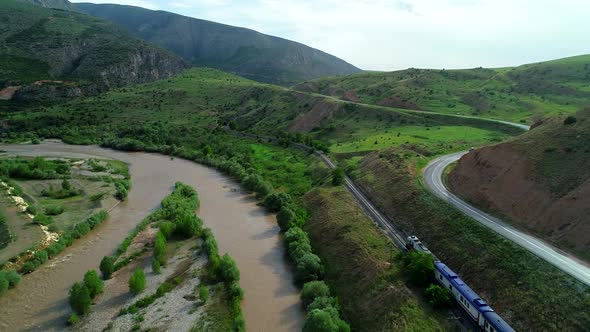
[434,261,515,332]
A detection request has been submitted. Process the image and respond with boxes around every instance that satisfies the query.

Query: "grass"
[191,283,234,332]
[294,54,590,123]
[330,125,507,154]
[349,146,590,331]
[304,186,451,331]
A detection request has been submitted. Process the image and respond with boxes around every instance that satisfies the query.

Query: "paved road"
[424,151,590,286]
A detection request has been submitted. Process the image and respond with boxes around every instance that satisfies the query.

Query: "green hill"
[74,3,361,85]
[15,0,73,10]
[295,55,590,123]
[0,0,186,100]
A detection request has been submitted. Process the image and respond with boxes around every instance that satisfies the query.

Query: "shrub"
[402,251,434,286]
[0,274,8,294]
[198,284,209,303]
[263,192,291,212]
[44,205,65,216]
[158,221,175,239]
[151,259,161,274]
[229,281,244,300]
[129,268,146,295]
[277,207,296,232]
[69,282,91,315]
[83,270,104,299]
[219,254,240,284]
[303,308,350,332]
[296,253,324,283]
[25,205,37,215]
[2,270,21,288]
[301,281,331,307]
[308,296,338,311]
[20,260,39,273]
[564,116,577,125]
[33,214,53,225]
[100,256,114,279]
[67,313,80,326]
[425,284,452,308]
[34,250,48,264]
[331,168,345,186]
[153,231,167,265]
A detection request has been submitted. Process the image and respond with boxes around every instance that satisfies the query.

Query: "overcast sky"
[72,0,590,71]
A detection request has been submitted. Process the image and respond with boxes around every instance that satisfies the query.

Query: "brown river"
[0,142,304,332]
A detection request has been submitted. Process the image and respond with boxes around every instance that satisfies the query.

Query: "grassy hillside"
[449,109,590,260]
[75,3,361,86]
[295,55,590,123]
[15,0,73,10]
[0,0,186,97]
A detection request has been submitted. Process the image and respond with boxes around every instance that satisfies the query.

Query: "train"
[407,236,515,332]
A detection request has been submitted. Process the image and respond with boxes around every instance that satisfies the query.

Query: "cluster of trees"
[0,157,70,180]
[285,227,325,284]
[20,211,108,275]
[68,270,104,324]
[114,179,131,200]
[0,270,21,295]
[402,251,451,309]
[201,228,245,331]
[275,131,330,153]
[41,179,82,199]
[301,281,350,332]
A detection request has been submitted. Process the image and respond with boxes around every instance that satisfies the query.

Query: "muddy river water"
[0,142,304,331]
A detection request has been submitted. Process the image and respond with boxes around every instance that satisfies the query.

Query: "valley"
[1,0,589,331]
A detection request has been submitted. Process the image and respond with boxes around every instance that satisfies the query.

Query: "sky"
[71,0,590,71]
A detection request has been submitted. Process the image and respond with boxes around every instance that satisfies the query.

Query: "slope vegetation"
[75,3,361,85]
[449,108,590,261]
[295,55,590,122]
[0,0,186,100]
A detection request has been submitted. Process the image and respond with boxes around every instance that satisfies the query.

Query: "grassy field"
[344,146,590,331]
[294,55,590,123]
[304,186,453,331]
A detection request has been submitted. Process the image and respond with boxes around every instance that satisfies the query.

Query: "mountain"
[449,108,590,261]
[294,55,590,123]
[16,0,73,11]
[1,0,187,101]
[74,3,361,85]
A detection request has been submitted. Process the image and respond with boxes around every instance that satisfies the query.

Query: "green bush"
[25,205,37,215]
[33,214,53,225]
[277,207,296,232]
[69,282,91,315]
[0,274,8,294]
[308,296,338,311]
[151,259,161,274]
[564,116,577,125]
[129,268,146,295]
[2,270,21,288]
[100,256,114,279]
[303,308,350,332]
[402,251,434,287]
[219,254,240,284]
[199,284,209,303]
[331,168,345,186]
[153,231,167,265]
[158,221,175,239]
[425,284,452,308]
[301,281,331,307]
[83,270,104,299]
[34,250,48,264]
[263,192,291,212]
[44,204,65,216]
[67,313,80,326]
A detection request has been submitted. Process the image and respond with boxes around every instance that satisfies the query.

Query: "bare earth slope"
[449,109,590,261]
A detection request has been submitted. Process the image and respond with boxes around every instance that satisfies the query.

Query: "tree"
[263,192,291,212]
[2,270,21,288]
[277,207,296,232]
[425,284,452,308]
[62,179,72,190]
[154,231,167,265]
[332,168,345,186]
[296,253,324,283]
[129,268,146,295]
[303,308,349,332]
[301,281,331,307]
[564,116,577,125]
[83,270,104,299]
[100,256,114,280]
[69,282,91,315]
[308,296,338,311]
[219,254,240,284]
[403,251,434,286]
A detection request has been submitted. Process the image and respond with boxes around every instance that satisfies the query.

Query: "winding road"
[423,133,590,287]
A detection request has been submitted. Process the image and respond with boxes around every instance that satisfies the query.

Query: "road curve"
[424,152,590,286]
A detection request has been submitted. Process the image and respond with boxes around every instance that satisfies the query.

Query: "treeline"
[0,211,10,250]
[0,157,70,180]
